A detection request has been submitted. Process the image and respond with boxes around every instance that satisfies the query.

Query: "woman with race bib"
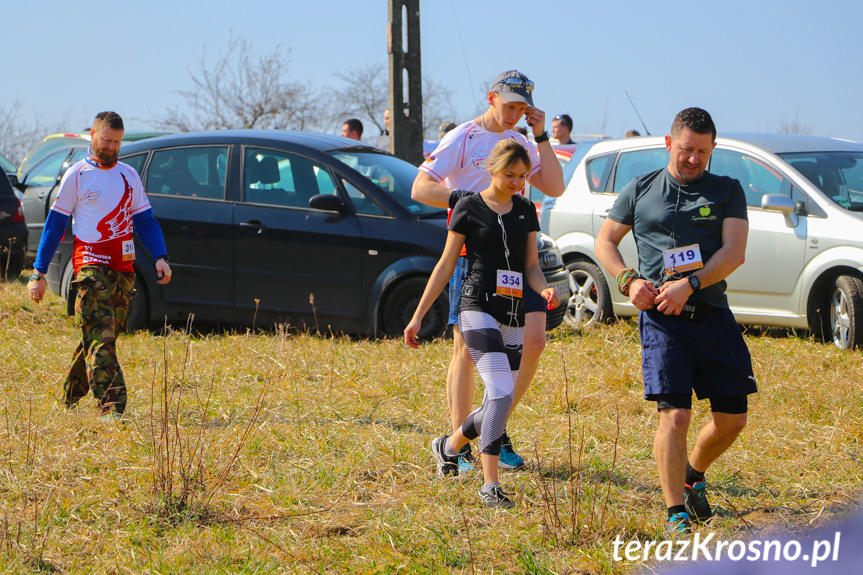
[404,139,559,508]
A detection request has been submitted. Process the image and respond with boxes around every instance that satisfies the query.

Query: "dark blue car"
[46,130,569,338]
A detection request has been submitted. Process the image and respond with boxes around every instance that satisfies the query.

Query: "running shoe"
[457,443,476,474]
[498,431,525,470]
[684,480,713,523]
[478,485,515,509]
[665,512,692,534]
[431,435,459,478]
[98,412,123,423]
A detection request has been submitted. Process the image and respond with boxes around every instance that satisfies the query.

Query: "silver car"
[547,133,863,350]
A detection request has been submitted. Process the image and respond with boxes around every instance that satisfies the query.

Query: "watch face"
[689,275,700,290]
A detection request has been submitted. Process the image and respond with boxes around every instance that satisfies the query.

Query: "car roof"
[585,132,863,157]
[121,129,383,154]
[19,131,173,178]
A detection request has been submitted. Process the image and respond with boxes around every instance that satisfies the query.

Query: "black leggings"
[458,310,523,456]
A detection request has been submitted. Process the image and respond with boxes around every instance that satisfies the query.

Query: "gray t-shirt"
[607,167,747,308]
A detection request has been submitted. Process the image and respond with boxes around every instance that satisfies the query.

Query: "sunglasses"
[498,76,535,93]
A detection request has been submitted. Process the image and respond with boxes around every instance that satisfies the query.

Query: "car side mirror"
[9,174,21,189]
[309,193,346,214]
[761,193,799,228]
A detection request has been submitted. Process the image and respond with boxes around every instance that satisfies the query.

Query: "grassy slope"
[1,279,861,574]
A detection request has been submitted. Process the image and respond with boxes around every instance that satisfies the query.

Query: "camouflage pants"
[60,265,136,414]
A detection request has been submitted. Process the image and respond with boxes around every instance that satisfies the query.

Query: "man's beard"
[92,145,118,165]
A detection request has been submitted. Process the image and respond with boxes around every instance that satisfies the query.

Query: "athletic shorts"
[639,306,757,402]
[449,256,546,326]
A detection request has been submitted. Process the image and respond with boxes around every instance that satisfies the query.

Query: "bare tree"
[156,35,324,132]
[776,108,814,135]
[0,100,50,167]
[325,63,389,137]
[328,63,457,140]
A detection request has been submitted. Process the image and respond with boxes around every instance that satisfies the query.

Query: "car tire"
[382,276,448,340]
[563,260,612,328]
[0,252,24,282]
[824,275,863,350]
[125,275,148,333]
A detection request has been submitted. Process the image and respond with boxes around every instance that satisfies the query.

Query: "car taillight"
[12,200,25,223]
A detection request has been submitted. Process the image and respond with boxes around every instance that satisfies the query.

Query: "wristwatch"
[687,274,701,292]
[534,131,550,144]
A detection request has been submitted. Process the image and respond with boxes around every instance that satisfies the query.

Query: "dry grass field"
[1,278,861,574]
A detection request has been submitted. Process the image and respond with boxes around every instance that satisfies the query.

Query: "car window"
[24,150,71,187]
[779,151,863,211]
[342,179,385,215]
[122,152,148,175]
[585,152,615,193]
[710,149,791,208]
[244,148,337,208]
[327,150,441,216]
[147,147,227,200]
[612,148,669,195]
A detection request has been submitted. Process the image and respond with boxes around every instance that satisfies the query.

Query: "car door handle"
[599,209,610,219]
[239,221,265,234]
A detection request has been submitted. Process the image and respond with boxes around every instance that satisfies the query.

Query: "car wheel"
[125,275,148,333]
[0,252,24,281]
[382,277,448,340]
[563,260,612,328]
[826,275,863,350]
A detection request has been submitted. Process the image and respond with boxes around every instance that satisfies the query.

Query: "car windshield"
[327,150,444,216]
[562,140,600,185]
[779,151,863,211]
[0,154,15,174]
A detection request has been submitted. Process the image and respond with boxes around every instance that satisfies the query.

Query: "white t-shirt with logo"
[51,159,152,272]
[418,120,541,192]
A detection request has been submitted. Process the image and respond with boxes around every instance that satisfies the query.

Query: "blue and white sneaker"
[498,431,525,470]
[457,443,476,474]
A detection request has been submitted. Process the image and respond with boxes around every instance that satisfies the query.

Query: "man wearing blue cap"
[412,70,564,476]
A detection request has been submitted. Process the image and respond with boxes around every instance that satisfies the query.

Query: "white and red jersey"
[50,159,152,273]
[419,120,542,193]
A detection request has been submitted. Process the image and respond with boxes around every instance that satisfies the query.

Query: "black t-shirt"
[449,192,540,320]
[608,167,748,308]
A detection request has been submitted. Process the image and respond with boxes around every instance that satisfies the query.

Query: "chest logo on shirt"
[692,204,717,222]
[470,149,490,171]
[96,172,134,241]
[84,185,100,201]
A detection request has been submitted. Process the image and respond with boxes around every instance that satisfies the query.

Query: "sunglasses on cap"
[499,76,535,93]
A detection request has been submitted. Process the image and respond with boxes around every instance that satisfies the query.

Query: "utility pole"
[387,0,423,166]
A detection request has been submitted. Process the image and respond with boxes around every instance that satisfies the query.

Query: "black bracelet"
[534,131,550,144]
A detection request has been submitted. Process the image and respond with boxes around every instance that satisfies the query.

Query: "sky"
[3,0,863,144]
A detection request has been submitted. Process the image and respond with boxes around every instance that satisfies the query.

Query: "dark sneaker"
[478,485,515,509]
[431,436,458,478]
[498,431,525,470]
[684,480,713,523]
[665,512,692,535]
[457,443,476,474]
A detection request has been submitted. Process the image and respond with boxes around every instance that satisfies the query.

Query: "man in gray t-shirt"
[596,107,756,535]
[609,164,748,308]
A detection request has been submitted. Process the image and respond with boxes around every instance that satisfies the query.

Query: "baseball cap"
[489,70,535,107]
